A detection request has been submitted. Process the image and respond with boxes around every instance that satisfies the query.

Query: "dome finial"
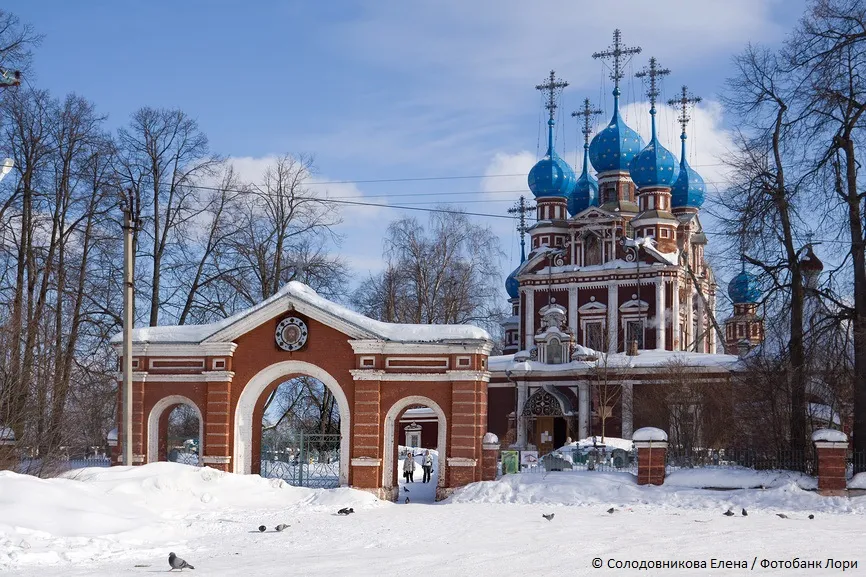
[667,85,702,165]
[568,98,603,215]
[572,98,603,177]
[592,29,642,106]
[635,57,671,142]
[508,195,535,261]
[535,70,569,155]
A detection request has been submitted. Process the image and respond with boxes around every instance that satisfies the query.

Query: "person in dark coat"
[421,449,433,483]
[403,451,416,482]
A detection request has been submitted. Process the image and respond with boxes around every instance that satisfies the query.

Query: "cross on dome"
[592,29,642,93]
[668,85,702,137]
[635,56,670,115]
[572,98,603,148]
[536,70,569,122]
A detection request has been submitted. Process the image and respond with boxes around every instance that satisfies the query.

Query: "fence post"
[812,428,848,497]
[481,432,500,481]
[633,427,668,486]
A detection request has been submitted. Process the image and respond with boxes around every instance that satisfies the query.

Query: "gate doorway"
[259,374,341,488]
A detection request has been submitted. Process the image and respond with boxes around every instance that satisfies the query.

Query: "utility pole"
[121,190,135,466]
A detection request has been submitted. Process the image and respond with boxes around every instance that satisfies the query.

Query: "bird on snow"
[168,552,195,571]
[723,509,735,516]
[337,507,354,515]
[258,525,266,532]
[405,497,410,504]
[808,514,815,520]
[275,524,289,532]
[742,508,748,517]
[776,513,789,519]
[542,513,555,522]
[403,487,409,492]
[606,508,616,514]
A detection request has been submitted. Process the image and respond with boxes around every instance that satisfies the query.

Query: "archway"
[147,395,203,464]
[234,360,350,486]
[383,396,447,502]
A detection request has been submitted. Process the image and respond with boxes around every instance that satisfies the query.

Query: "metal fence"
[260,432,340,488]
[665,448,814,474]
[500,447,638,476]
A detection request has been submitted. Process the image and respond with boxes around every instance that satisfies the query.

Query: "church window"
[585,235,601,266]
[648,196,655,210]
[626,320,644,349]
[737,324,744,337]
[555,236,563,246]
[547,337,563,364]
[751,324,758,337]
[660,228,670,239]
[542,236,550,246]
[585,322,604,350]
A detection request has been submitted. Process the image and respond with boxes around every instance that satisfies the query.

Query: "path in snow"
[397,453,437,504]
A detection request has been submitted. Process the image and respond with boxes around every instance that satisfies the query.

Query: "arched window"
[548,337,563,364]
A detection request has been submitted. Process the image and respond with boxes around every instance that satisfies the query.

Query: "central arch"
[382,395,447,494]
[147,394,203,464]
[234,360,351,485]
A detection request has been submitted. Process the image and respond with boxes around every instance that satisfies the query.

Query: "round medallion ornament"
[275,317,308,351]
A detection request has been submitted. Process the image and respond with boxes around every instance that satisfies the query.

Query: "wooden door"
[536,416,555,455]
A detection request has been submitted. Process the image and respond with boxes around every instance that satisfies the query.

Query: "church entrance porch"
[111,282,494,499]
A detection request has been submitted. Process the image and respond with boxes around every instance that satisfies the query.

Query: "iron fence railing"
[665,448,814,474]
[261,432,341,488]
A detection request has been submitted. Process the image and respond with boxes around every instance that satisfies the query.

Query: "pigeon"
[776,513,789,519]
[405,497,410,504]
[741,508,748,517]
[337,507,354,515]
[542,513,555,521]
[723,509,735,516]
[808,514,815,520]
[606,508,616,514]
[168,552,194,571]
[403,487,410,492]
[258,525,266,532]
[275,524,289,532]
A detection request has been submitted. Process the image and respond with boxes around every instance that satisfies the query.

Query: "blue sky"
[8,0,806,299]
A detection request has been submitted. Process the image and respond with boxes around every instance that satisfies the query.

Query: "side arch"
[233,360,351,486]
[382,395,447,491]
[147,395,204,464]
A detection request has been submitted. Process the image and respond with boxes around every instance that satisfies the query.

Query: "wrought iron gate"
[260,432,341,488]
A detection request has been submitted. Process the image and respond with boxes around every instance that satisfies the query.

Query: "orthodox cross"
[508,196,535,261]
[572,98,603,147]
[634,57,670,112]
[667,85,702,136]
[536,70,569,121]
[592,29,642,90]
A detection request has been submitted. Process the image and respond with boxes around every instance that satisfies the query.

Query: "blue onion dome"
[671,133,706,208]
[528,119,576,198]
[728,267,761,304]
[568,146,599,216]
[505,265,520,299]
[588,88,646,173]
[629,106,678,188]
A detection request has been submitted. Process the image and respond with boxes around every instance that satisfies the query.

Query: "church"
[485,31,768,454]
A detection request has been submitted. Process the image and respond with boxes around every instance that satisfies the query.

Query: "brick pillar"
[812,429,848,496]
[351,380,382,494]
[204,380,232,472]
[481,432,500,481]
[633,427,668,486]
[131,379,146,464]
[443,380,482,500]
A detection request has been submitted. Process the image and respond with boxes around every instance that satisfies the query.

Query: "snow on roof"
[811,428,847,443]
[489,349,739,374]
[111,281,491,345]
[401,408,436,419]
[632,427,668,442]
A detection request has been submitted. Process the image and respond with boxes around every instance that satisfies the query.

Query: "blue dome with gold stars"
[671,135,706,208]
[589,89,645,173]
[529,120,577,198]
[629,133,679,189]
[568,147,599,215]
[728,268,761,304]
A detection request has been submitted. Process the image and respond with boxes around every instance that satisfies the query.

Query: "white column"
[568,286,579,336]
[516,381,528,448]
[685,287,694,352]
[655,279,666,350]
[524,288,535,350]
[578,382,589,440]
[708,293,717,353]
[621,382,634,439]
[671,276,681,350]
[696,293,706,352]
[607,284,618,353]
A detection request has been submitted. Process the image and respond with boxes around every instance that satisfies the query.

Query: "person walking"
[422,450,433,483]
[403,451,416,483]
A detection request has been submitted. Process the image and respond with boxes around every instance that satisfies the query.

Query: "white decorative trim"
[359,356,376,368]
[351,457,382,467]
[350,370,490,382]
[482,443,500,451]
[233,361,350,487]
[146,395,204,465]
[814,441,849,450]
[212,359,226,370]
[113,342,239,357]
[456,355,472,368]
[382,395,447,491]
[201,455,232,464]
[633,440,668,450]
[351,340,493,355]
[447,457,477,467]
[386,356,449,369]
[120,371,235,383]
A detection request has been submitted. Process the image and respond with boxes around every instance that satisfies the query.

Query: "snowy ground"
[2,463,866,576]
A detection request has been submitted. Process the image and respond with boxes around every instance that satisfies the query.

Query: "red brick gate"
[112,282,493,499]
